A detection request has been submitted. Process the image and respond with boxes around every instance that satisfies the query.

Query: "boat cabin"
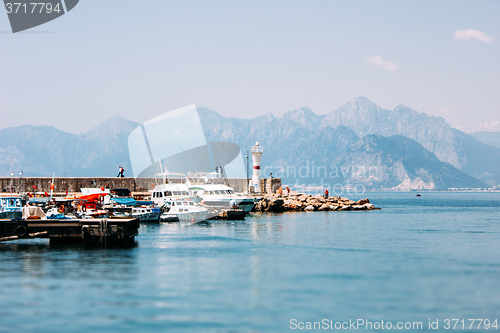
[0,196,22,212]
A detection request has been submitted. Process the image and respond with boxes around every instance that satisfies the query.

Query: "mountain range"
[331,135,486,190]
[198,98,499,188]
[0,116,138,177]
[1,97,499,190]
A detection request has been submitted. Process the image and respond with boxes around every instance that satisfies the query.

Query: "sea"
[1,192,499,332]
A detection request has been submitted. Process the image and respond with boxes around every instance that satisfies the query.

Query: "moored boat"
[131,207,161,222]
[150,172,194,207]
[163,198,210,223]
[187,173,257,212]
[0,194,23,219]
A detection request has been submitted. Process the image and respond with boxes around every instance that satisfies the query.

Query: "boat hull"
[200,198,256,213]
[132,212,161,222]
[176,211,210,222]
[0,211,22,220]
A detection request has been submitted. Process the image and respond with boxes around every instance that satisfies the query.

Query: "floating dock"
[0,218,139,245]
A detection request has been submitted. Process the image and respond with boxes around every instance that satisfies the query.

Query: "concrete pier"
[0,177,282,194]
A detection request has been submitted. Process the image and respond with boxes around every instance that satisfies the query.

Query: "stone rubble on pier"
[253,193,379,213]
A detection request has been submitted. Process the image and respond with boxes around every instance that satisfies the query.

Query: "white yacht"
[161,199,210,223]
[187,173,257,212]
[150,172,193,207]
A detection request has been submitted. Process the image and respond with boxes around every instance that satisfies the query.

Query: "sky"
[1,0,499,134]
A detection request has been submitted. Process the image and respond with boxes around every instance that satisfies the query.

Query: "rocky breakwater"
[253,193,380,213]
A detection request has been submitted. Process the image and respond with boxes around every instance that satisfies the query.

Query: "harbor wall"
[0,177,282,194]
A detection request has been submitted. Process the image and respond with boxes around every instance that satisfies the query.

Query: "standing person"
[270,172,273,179]
[324,189,329,199]
[117,166,124,178]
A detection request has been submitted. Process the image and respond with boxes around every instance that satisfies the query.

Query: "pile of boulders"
[253,193,378,213]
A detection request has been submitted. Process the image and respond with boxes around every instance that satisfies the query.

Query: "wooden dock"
[0,218,139,245]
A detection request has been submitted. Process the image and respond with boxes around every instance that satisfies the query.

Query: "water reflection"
[0,241,140,281]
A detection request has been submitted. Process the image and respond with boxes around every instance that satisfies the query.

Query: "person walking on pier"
[117,166,125,178]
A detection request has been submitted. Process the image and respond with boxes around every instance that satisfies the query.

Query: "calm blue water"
[1,192,499,332]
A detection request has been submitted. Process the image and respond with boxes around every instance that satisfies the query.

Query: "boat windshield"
[2,198,20,207]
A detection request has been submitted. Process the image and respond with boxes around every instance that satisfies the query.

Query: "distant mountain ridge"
[331,135,487,190]
[320,99,463,167]
[0,116,139,177]
[0,98,498,190]
[199,98,500,187]
[317,98,500,186]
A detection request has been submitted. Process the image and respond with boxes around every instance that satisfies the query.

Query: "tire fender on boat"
[16,225,27,237]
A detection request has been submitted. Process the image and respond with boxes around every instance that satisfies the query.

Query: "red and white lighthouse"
[251,142,263,193]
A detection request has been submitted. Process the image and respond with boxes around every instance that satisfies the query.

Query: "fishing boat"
[75,192,109,218]
[0,194,23,219]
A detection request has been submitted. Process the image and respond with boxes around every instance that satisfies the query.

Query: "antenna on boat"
[185,175,192,188]
[159,160,167,184]
[50,172,55,200]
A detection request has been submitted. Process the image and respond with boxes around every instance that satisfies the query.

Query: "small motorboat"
[131,207,161,222]
[164,199,210,223]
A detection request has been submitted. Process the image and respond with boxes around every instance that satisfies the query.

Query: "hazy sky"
[1,0,499,133]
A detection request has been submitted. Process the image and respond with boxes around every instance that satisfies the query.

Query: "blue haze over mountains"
[1,97,498,189]
[470,132,500,149]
